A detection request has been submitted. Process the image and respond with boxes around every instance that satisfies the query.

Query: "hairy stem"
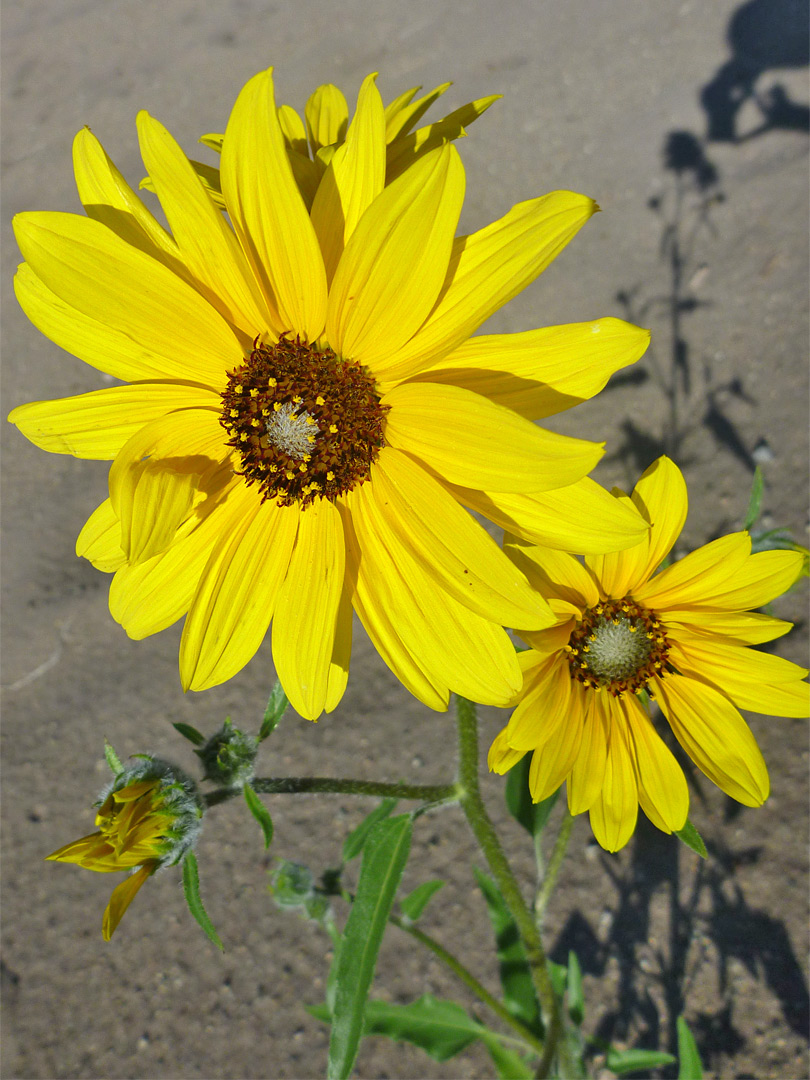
[204,777,459,808]
[536,808,574,926]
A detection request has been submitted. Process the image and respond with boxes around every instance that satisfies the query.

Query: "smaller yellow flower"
[490,456,809,852]
[46,762,202,939]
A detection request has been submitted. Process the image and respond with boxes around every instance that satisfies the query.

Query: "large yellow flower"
[490,456,809,851]
[9,68,649,719]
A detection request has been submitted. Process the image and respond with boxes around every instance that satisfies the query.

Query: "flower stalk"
[204,777,459,808]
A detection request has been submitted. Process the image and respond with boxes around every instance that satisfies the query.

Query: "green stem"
[204,777,459,808]
[389,915,545,1056]
[535,808,574,926]
[454,696,563,1079]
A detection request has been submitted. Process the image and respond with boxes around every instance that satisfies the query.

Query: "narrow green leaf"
[505,756,559,837]
[181,851,223,950]
[479,1030,534,1078]
[103,739,123,776]
[675,819,707,859]
[243,784,274,849]
[342,798,398,862]
[606,1047,676,1075]
[677,1016,703,1079]
[567,950,584,1025]
[473,867,542,1036]
[259,680,289,740]
[172,722,206,746]
[743,466,764,530]
[400,880,445,922]
[328,815,413,1079]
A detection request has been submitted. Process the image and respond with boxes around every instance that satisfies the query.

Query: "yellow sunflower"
[46,762,202,940]
[9,67,649,720]
[490,456,809,851]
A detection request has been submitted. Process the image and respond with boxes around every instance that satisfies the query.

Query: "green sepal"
[675,819,707,859]
[243,784,274,849]
[259,681,289,741]
[399,880,445,923]
[677,1015,703,1079]
[567,949,584,1025]
[743,465,764,530]
[505,756,560,838]
[327,815,413,1079]
[172,722,206,746]
[181,850,223,950]
[605,1046,677,1075]
[342,798,398,863]
[103,739,123,776]
[473,867,542,1037]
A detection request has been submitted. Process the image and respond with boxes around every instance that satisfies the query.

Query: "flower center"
[220,335,388,507]
[566,597,674,696]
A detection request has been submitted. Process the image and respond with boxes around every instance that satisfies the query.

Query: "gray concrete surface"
[2,1,808,1077]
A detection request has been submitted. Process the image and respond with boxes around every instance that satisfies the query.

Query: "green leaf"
[479,1030,534,1078]
[181,851,223,950]
[505,756,560,838]
[311,996,533,1071]
[567,950,584,1025]
[606,1047,676,1075]
[172,722,206,746]
[677,1016,703,1079]
[328,815,413,1079]
[243,784,274,849]
[473,867,542,1037]
[675,819,707,859]
[103,739,123,776]
[400,880,445,923]
[259,681,289,740]
[743,466,764,530]
[342,798,398,862]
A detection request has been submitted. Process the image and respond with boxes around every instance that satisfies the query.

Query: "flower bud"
[195,718,258,788]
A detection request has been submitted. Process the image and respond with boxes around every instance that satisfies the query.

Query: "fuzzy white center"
[586,619,651,682]
[265,402,319,460]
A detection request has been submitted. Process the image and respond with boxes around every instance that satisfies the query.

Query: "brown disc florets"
[220,335,389,507]
[565,597,675,696]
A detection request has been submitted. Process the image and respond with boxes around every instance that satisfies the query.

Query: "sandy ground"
[2,1,808,1077]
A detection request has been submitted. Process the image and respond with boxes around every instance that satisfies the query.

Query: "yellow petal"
[370,449,553,627]
[277,104,308,153]
[383,381,602,493]
[9,382,219,460]
[664,609,793,645]
[305,83,349,152]
[503,539,599,611]
[13,213,242,384]
[180,491,298,692]
[527,694,584,803]
[326,144,465,368]
[102,864,154,941]
[384,83,452,142]
[73,127,182,272]
[669,636,809,718]
[488,728,525,775]
[46,831,106,865]
[635,532,752,610]
[622,694,688,833]
[109,473,239,639]
[652,674,769,806]
[345,483,521,707]
[272,498,345,721]
[325,575,353,713]
[136,111,274,336]
[311,73,386,283]
[420,319,650,420]
[76,498,126,572]
[675,547,806,612]
[340,502,450,711]
[221,68,327,341]
[377,191,598,382]
[567,690,609,814]
[588,716,638,852]
[386,95,501,183]
[108,408,227,563]
[505,657,572,751]
[452,476,648,553]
